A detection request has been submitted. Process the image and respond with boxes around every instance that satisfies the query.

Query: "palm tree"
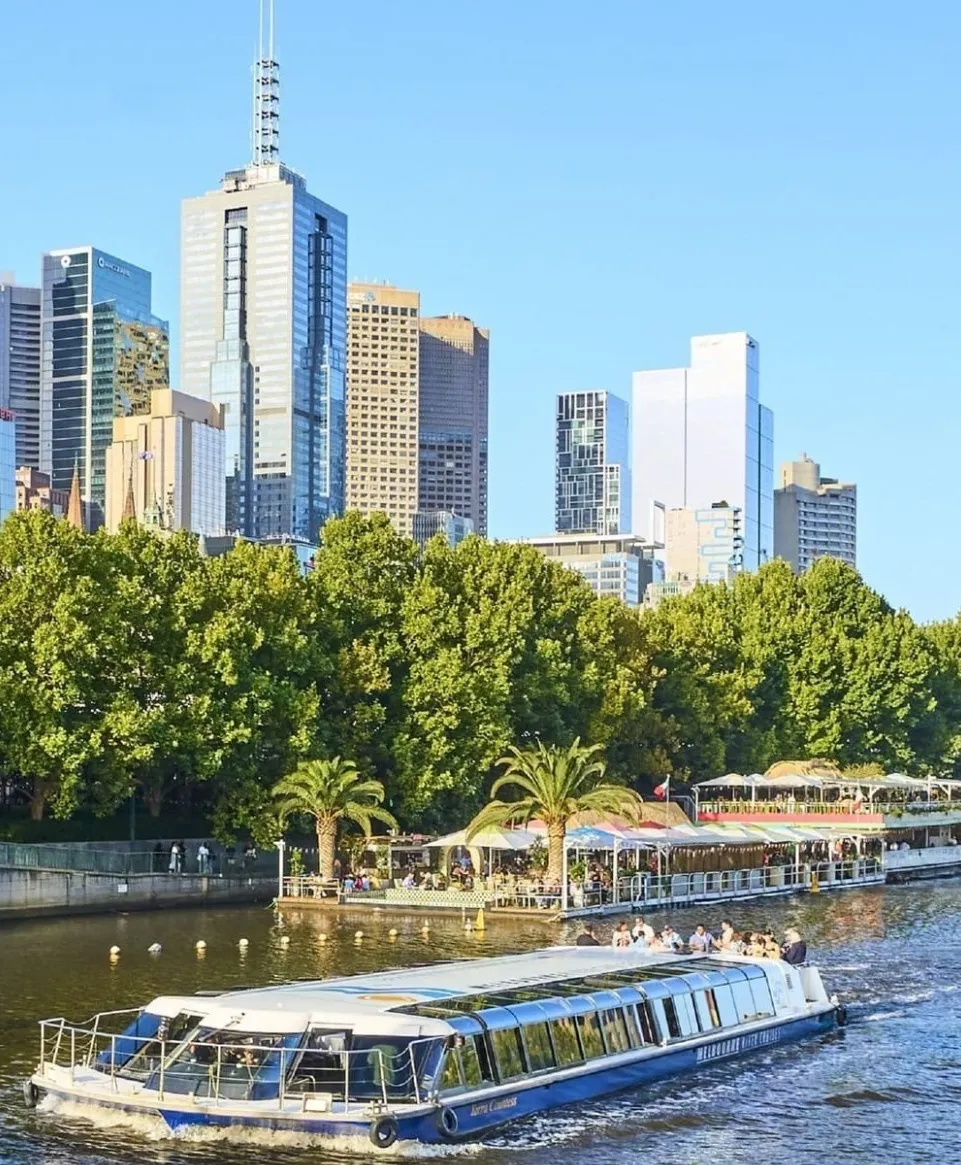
[466,739,645,884]
[272,758,398,879]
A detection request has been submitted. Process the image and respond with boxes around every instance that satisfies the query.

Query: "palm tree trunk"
[317,820,338,879]
[546,821,566,885]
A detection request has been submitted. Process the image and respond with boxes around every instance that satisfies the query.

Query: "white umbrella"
[426,827,536,850]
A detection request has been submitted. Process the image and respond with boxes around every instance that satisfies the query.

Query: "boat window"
[459,1038,486,1087]
[438,1052,463,1093]
[672,991,700,1037]
[490,1027,526,1081]
[289,1029,349,1095]
[349,1035,439,1101]
[115,1011,201,1079]
[575,1012,606,1059]
[660,998,682,1040]
[748,977,775,1018]
[709,983,738,1026]
[599,1009,631,1054]
[550,1016,583,1065]
[622,1005,642,1047]
[637,1001,658,1044]
[694,990,722,1030]
[729,979,761,1022]
[521,1022,555,1072]
[159,1029,297,1100]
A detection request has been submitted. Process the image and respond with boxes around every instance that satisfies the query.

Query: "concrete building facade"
[632,333,773,570]
[103,389,225,537]
[345,283,421,536]
[0,276,41,470]
[15,467,69,517]
[418,315,489,536]
[523,532,657,607]
[39,248,169,529]
[666,502,744,584]
[774,454,857,573]
[555,390,630,536]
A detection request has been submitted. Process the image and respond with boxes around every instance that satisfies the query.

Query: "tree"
[465,739,645,883]
[272,757,398,878]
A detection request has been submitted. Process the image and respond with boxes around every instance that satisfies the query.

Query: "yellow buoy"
[475,907,486,932]
[810,873,821,894]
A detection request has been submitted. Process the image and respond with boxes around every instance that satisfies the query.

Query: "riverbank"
[0,868,275,921]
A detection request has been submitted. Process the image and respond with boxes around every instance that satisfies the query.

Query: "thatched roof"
[764,758,841,779]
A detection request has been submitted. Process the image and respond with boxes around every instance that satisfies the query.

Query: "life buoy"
[436,1104,459,1138]
[369,1114,399,1149]
[22,1079,39,1108]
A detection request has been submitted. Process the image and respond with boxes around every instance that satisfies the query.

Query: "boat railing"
[698,798,961,818]
[37,1017,443,1113]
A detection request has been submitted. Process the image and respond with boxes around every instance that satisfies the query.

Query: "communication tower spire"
[252,0,280,165]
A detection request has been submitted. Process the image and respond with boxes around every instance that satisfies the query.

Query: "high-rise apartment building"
[0,275,41,469]
[418,315,489,536]
[104,389,225,537]
[774,454,856,573]
[632,333,773,570]
[345,283,420,536]
[179,1,347,541]
[555,391,630,535]
[666,502,744,584]
[39,248,169,529]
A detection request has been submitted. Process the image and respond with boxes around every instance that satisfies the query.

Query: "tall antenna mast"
[252,0,280,165]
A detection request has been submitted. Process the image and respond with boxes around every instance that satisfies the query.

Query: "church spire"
[66,461,84,531]
[122,463,137,523]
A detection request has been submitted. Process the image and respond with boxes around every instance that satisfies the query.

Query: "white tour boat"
[26,945,843,1148]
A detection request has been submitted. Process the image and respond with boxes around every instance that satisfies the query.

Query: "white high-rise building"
[179,0,346,541]
[632,333,773,571]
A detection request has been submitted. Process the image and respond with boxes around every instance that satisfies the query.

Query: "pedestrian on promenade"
[197,842,210,875]
[178,841,188,874]
[168,841,180,875]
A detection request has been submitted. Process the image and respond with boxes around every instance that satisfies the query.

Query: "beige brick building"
[346,283,421,536]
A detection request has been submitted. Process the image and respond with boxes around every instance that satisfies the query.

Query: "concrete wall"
[0,868,275,921]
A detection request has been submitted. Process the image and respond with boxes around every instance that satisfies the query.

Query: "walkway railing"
[698,799,961,817]
[0,842,277,878]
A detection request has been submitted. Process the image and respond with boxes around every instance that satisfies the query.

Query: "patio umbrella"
[426,827,536,878]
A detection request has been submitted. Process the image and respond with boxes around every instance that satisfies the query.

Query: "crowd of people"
[577,916,808,965]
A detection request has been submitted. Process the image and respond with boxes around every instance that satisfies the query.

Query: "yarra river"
[2,883,960,1164]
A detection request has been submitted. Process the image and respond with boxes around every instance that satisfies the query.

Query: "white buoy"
[238,937,249,948]
[464,920,473,932]
[318,932,328,943]
[195,940,207,951]
[109,945,121,956]
[147,943,162,954]
[354,930,364,940]
[388,928,398,938]
[279,935,290,947]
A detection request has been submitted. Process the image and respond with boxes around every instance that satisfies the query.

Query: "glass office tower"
[555,390,631,535]
[0,278,41,469]
[181,166,347,541]
[39,248,168,528]
[632,333,773,570]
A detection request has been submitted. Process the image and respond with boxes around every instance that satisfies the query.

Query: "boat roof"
[147,947,762,1032]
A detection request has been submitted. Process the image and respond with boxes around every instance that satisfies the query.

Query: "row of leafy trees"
[1,507,959,842]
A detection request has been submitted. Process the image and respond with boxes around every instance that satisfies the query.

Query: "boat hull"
[32,1006,838,1146]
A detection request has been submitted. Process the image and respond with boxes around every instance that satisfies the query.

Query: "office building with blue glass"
[39,248,169,528]
[555,390,630,536]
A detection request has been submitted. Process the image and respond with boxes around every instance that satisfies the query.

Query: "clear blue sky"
[1,0,958,620]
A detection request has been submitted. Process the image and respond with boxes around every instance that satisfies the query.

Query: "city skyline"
[1,1,958,617]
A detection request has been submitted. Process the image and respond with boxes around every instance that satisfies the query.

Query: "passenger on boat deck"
[631,917,655,945]
[716,919,736,950]
[612,921,632,949]
[781,928,808,965]
[575,924,601,946]
[651,925,682,952]
[688,924,714,952]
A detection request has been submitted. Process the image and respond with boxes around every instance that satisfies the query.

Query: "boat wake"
[36,1096,482,1158]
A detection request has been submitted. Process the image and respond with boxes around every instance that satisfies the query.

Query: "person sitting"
[611,921,632,949]
[575,924,601,946]
[402,871,416,889]
[781,928,807,965]
[688,924,714,952]
[654,925,682,952]
[716,919,736,950]
[631,917,655,946]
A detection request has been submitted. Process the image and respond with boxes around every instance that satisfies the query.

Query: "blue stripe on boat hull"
[36,1009,837,1146]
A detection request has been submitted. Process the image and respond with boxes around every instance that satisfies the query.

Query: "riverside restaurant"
[278,814,884,918]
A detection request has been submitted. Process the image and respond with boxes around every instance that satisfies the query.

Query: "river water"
[2,883,959,1164]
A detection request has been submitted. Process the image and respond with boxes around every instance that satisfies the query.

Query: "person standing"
[688,924,714,952]
[611,921,632,949]
[781,928,807,965]
[197,842,210,875]
[168,841,180,875]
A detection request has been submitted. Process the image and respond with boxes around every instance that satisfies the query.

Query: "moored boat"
[26,945,842,1148]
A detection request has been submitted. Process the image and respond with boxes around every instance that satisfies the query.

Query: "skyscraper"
[774,454,857,573]
[418,315,489,536]
[555,390,630,535]
[665,502,745,584]
[0,275,41,469]
[179,0,347,541]
[632,333,773,571]
[346,283,420,536]
[39,248,169,529]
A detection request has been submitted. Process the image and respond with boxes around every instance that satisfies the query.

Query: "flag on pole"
[653,777,670,801]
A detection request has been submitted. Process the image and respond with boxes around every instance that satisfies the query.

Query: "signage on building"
[98,256,131,278]
[0,408,15,422]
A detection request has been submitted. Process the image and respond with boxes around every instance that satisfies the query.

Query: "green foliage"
[0,511,955,843]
